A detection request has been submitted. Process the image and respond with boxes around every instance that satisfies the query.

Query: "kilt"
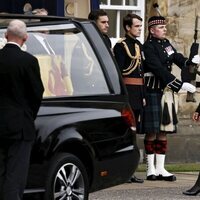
[143,91,162,134]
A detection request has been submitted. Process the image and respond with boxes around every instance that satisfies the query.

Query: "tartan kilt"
[143,91,162,134]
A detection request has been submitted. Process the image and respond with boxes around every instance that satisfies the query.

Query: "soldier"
[183,103,200,195]
[113,13,145,184]
[143,16,199,181]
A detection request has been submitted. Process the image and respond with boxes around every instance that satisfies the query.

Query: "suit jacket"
[0,43,44,140]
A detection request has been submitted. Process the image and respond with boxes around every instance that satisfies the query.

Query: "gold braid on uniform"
[121,41,141,75]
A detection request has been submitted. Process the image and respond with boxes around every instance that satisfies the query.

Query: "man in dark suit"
[0,19,44,200]
[88,9,112,48]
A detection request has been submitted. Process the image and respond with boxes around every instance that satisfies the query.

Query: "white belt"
[144,72,154,77]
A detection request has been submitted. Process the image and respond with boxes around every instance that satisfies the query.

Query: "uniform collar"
[149,36,167,43]
[125,34,137,42]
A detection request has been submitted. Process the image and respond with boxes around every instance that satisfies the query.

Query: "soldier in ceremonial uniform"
[113,13,145,183]
[143,16,199,181]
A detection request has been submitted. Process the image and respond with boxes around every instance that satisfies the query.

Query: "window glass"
[125,0,137,5]
[110,0,122,5]
[0,23,109,97]
[106,10,132,38]
[100,0,137,6]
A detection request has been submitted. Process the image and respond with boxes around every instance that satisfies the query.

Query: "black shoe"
[127,176,144,183]
[146,174,157,181]
[156,174,176,181]
[183,185,200,196]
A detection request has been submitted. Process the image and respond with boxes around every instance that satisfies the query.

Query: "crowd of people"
[88,9,200,196]
[0,6,200,200]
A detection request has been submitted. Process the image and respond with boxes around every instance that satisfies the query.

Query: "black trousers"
[0,139,33,200]
[133,109,143,134]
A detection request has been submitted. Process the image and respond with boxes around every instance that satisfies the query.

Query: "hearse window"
[26,24,109,97]
[0,24,109,97]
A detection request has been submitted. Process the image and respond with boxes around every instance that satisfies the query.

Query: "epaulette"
[116,37,126,43]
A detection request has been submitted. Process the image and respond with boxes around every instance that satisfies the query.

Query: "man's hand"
[192,112,200,121]
[181,82,196,93]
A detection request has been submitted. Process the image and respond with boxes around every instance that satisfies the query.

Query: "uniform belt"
[123,77,144,85]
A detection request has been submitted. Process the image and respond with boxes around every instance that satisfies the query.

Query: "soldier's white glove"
[181,82,196,93]
[192,55,200,65]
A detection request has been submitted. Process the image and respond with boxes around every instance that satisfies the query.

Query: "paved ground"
[89,172,200,200]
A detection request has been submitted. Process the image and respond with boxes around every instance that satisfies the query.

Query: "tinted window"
[0,23,109,97]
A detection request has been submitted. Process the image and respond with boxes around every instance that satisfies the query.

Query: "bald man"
[0,19,44,200]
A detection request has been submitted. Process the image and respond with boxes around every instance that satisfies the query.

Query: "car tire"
[44,153,89,200]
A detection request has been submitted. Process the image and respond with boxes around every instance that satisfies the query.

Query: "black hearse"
[0,14,140,200]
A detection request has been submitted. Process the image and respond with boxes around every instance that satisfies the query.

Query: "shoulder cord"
[121,41,141,75]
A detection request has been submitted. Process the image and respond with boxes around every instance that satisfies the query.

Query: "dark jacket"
[113,34,145,109]
[103,34,112,48]
[143,37,188,92]
[0,43,44,140]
